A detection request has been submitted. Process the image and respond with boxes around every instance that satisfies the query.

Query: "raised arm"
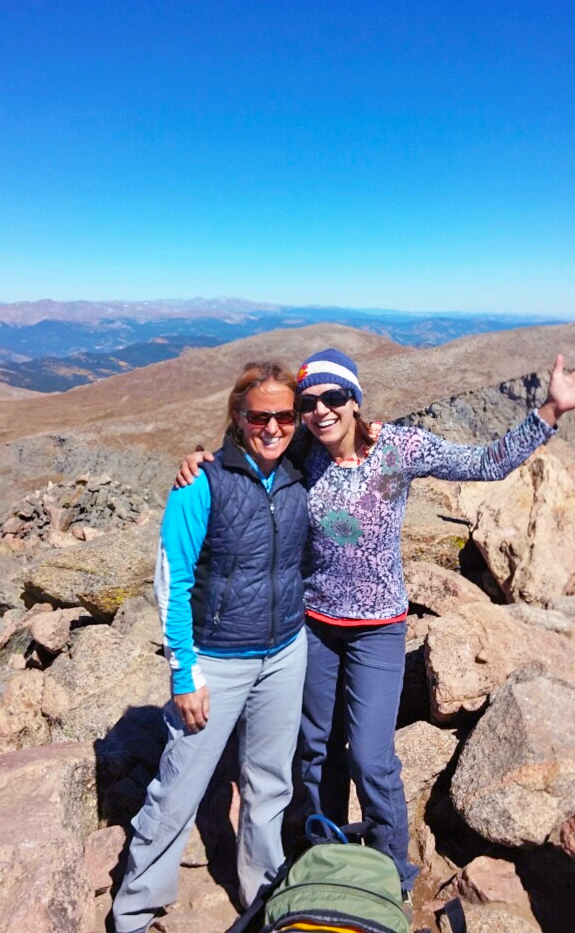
[537,354,575,427]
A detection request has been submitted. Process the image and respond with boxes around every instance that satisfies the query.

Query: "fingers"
[186,455,201,478]
[173,688,210,733]
[174,459,196,488]
[552,353,564,374]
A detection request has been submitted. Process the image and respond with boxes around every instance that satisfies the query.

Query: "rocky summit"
[0,322,574,933]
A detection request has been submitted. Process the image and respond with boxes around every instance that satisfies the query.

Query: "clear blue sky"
[1,0,573,313]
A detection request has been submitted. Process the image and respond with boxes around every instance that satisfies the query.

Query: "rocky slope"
[0,322,574,932]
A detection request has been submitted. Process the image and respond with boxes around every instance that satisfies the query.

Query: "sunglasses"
[239,409,297,426]
[295,388,354,414]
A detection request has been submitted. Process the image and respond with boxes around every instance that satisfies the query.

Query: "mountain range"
[0,299,570,393]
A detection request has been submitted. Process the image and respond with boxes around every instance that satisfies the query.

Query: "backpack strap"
[441,897,467,933]
[338,820,374,840]
[225,838,314,933]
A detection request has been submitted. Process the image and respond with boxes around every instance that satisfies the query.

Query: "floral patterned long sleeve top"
[301,411,555,621]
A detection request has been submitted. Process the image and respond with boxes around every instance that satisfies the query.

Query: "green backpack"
[263,836,410,933]
[227,817,412,933]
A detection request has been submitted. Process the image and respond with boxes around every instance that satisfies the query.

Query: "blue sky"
[1,0,573,313]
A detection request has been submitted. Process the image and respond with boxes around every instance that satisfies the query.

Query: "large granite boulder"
[457,449,575,604]
[439,903,540,933]
[395,720,459,810]
[404,560,490,615]
[0,742,97,932]
[23,514,160,619]
[505,603,574,637]
[42,624,169,742]
[425,602,575,723]
[0,670,49,752]
[451,664,575,848]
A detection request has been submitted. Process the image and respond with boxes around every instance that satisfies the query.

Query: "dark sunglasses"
[295,388,354,414]
[239,409,297,426]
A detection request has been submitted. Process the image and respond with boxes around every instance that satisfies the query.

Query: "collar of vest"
[220,436,303,487]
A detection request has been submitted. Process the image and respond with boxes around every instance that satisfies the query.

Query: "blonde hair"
[225,361,297,446]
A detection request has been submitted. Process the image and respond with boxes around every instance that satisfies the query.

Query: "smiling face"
[234,379,296,475]
[299,382,359,459]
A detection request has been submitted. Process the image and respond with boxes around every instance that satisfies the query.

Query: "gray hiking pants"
[113,629,307,933]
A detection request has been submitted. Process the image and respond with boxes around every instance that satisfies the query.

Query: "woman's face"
[298,382,358,451]
[234,380,296,475]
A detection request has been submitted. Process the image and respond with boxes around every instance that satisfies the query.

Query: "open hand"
[539,354,575,425]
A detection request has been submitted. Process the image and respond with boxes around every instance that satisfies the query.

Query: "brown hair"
[354,411,377,448]
[225,360,297,446]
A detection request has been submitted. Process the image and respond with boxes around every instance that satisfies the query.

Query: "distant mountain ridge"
[0,298,570,393]
[0,320,573,515]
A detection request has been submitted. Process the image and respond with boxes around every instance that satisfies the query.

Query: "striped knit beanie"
[296,348,363,405]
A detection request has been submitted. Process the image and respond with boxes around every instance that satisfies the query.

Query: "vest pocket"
[212,556,238,626]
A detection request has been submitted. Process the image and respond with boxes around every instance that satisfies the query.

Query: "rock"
[439,903,540,933]
[2,516,22,534]
[111,594,162,648]
[404,560,490,615]
[456,449,575,604]
[0,554,25,611]
[557,815,575,857]
[0,742,96,933]
[30,607,75,654]
[546,594,575,617]
[395,720,459,808]
[406,613,436,640]
[1,474,151,556]
[397,637,430,727]
[505,603,574,636]
[42,624,169,742]
[25,514,160,619]
[456,856,531,911]
[46,528,81,548]
[401,477,471,571]
[81,525,105,541]
[83,824,127,893]
[0,670,49,751]
[101,774,148,826]
[0,615,30,653]
[425,602,575,722]
[7,653,26,670]
[451,664,575,848]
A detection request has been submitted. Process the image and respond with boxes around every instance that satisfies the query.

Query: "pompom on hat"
[296,348,363,405]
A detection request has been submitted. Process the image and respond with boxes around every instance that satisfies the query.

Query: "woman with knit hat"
[177,347,575,899]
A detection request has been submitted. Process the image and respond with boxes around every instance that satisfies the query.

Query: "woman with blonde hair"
[114,361,308,933]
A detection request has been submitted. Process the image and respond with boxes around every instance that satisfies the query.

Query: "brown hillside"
[0,322,573,464]
[0,382,43,400]
[361,322,575,421]
[0,324,410,447]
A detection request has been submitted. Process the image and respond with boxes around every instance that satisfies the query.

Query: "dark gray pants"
[300,618,418,891]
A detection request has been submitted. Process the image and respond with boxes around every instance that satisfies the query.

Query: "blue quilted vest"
[191,437,308,652]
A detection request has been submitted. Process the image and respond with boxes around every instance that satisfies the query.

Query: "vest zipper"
[268,494,279,647]
[212,556,237,626]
